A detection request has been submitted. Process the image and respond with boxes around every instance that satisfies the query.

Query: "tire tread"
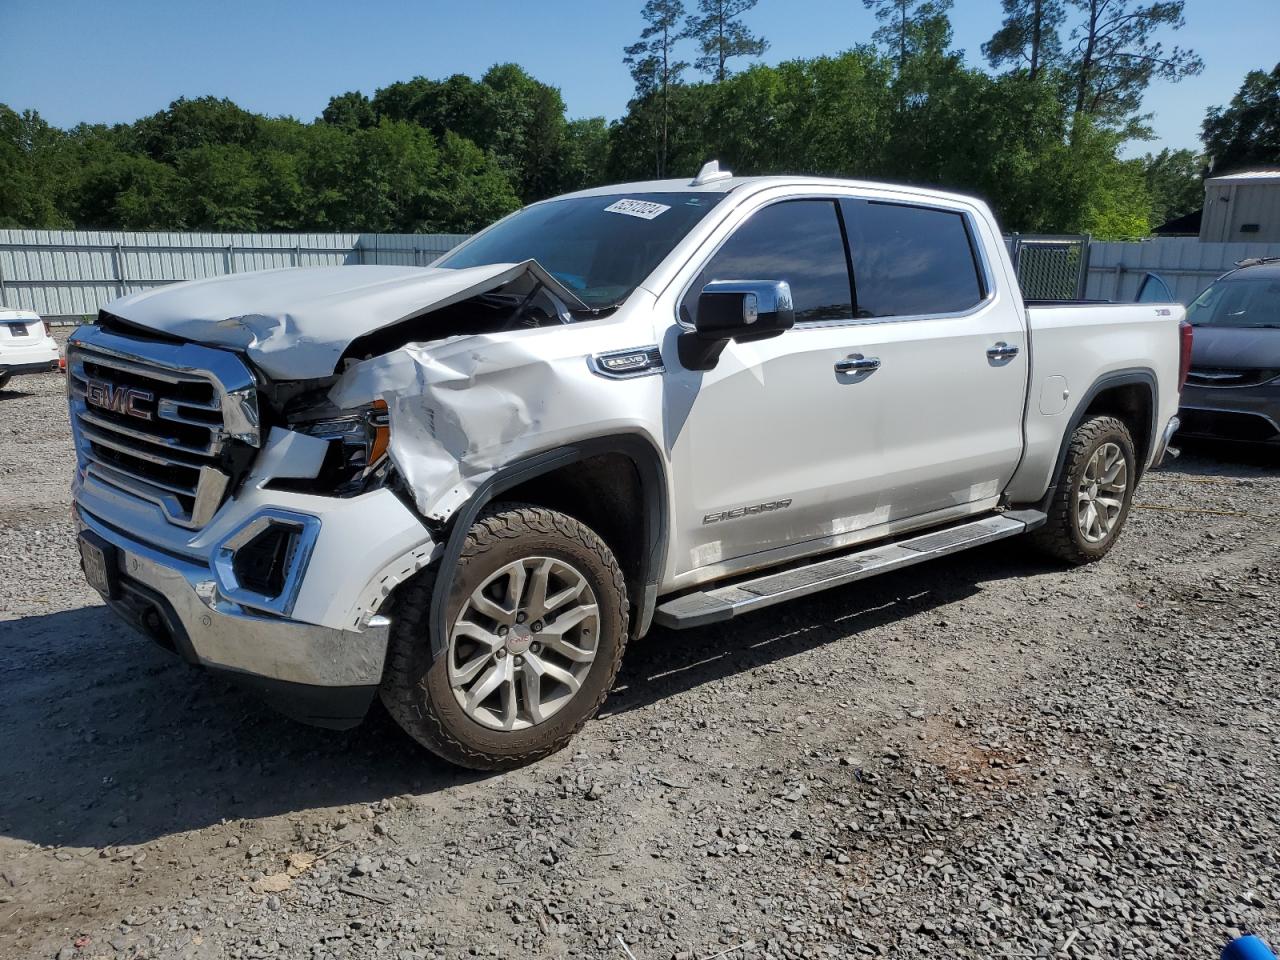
[1031,415,1134,565]
[380,503,627,770]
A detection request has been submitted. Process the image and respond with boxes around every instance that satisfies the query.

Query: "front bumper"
[1178,382,1280,444]
[74,474,438,728]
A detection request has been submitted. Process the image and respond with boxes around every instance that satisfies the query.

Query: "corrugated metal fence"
[1083,238,1280,304]
[3,229,1280,323]
[0,230,470,321]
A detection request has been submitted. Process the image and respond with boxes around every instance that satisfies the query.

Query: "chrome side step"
[654,510,1046,630]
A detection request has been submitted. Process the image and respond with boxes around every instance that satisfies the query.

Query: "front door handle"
[834,353,881,374]
[987,341,1020,361]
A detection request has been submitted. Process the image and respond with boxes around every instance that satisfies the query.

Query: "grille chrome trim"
[77,408,221,457]
[67,326,260,529]
[1186,367,1280,389]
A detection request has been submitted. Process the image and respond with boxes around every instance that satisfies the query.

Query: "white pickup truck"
[67,165,1189,769]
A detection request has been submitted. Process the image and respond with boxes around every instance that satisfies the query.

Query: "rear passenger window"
[682,200,852,324]
[840,200,985,318]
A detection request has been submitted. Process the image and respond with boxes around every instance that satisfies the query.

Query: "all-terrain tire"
[1031,414,1137,565]
[380,503,628,770]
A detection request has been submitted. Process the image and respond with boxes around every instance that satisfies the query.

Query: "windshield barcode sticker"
[604,198,671,220]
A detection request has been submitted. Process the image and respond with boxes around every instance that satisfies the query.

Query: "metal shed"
[1200,170,1280,243]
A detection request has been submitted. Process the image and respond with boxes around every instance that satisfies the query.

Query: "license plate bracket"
[79,531,120,600]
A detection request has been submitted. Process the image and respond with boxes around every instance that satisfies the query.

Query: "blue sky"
[3,0,1277,159]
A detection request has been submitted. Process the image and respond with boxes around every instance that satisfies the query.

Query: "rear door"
[835,198,1028,519]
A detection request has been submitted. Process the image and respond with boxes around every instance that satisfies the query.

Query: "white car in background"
[0,309,60,389]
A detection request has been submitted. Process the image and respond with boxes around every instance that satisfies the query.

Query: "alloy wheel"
[1076,441,1128,543]
[447,556,600,731]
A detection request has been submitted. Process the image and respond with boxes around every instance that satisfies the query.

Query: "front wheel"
[1032,414,1137,565]
[381,504,628,770]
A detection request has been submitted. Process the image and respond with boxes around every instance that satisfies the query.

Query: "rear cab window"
[839,199,986,318]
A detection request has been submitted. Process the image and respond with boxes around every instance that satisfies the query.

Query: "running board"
[654,510,1046,630]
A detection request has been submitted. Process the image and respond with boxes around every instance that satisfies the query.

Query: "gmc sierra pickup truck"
[68,164,1189,769]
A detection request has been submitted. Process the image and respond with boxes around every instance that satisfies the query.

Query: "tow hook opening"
[141,606,175,650]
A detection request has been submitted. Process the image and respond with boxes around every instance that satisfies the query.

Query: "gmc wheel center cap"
[506,624,533,655]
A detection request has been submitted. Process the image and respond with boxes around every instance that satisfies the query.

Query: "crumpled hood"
[1191,325,1280,370]
[102,261,572,380]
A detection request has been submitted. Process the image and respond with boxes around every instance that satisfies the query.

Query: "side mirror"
[680,279,795,370]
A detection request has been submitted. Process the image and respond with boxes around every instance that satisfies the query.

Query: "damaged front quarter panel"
[327,321,666,527]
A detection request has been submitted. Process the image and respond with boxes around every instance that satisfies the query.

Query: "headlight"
[290,399,391,495]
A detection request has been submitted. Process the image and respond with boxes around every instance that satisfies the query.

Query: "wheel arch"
[425,433,669,659]
[1032,368,1157,512]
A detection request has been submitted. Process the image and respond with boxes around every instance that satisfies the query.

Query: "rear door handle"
[834,353,881,374]
[987,341,1020,361]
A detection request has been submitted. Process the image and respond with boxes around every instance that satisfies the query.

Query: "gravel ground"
[1,365,1278,960]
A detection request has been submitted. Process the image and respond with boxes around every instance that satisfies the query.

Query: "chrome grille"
[1186,367,1280,389]
[67,326,261,528]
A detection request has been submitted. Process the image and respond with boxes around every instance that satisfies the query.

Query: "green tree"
[175,144,263,230]
[481,64,570,202]
[1141,147,1202,226]
[134,96,262,163]
[363,67,571,203]
[425,131,521,232]
[983,0,1065,79]
[346,120,441,232]
[293,122,359,229]
[624,0,689,175]
[684,0,768,82]
[321,91,375,130]
[1066,0,1202,126]
[0,104,65,227]
[1201,64,1280,174]
[558,117,611,192]
[861,0,953,75]
[71,153,183,229]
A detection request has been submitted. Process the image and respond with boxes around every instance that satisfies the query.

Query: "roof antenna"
[691,160,732,186]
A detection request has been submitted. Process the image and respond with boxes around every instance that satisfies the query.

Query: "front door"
[665,198,888,575]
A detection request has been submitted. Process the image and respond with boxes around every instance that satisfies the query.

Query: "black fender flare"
[1031,367,1158,512]
[426,433,669,659]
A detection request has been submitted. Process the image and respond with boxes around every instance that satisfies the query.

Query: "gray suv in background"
[1177,258,1280,446]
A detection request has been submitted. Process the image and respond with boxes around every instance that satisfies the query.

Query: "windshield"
[436,192,727,309]
[1185,276,1280,329]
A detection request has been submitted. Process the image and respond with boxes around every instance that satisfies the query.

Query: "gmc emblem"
[85,379,154,421]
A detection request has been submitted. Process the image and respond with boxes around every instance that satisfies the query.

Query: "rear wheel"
[381,504,628,770]
[1032,414,1136,565]
[0,373,11,391]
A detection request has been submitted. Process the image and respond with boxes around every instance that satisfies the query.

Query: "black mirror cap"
[680,280,795,370]
[695,280,795,343]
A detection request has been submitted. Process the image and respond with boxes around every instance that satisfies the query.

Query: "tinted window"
[682,200,852,324]
[840,200,984,317]
[438,192,726,309]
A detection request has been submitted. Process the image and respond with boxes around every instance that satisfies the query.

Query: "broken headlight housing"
[289,399,392,496]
